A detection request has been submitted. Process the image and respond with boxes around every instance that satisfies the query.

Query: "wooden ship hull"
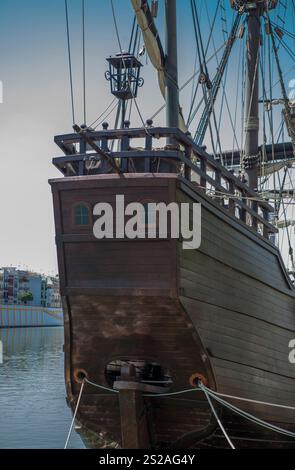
[50,164,295,448]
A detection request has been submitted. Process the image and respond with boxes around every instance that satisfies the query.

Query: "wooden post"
[240,191,247,223]
[121,121,130,172]
[215,169,222,206]
[145,127,153,173]
[228,180,235,214]
[252,200,258,231]
[200,158,207,189]
[79,137,86,176]
[117,388,150,449]
[184,144,192,181]
[262,207,270,239]
[114,365,164,449]
[114,365,150,449]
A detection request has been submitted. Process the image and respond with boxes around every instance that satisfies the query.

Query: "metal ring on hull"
[74,369,89,383]
[189,372,208,388]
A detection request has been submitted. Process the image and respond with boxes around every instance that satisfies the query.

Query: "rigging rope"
[266,14,291,107]
[89,9,140,130]
[187,0,221,127]
[64,0,76,125]
[82,0,86,125]
[271,22,295,41]
[191,0,223,158]
[128,15,137,54]
[274,34,295,62]
[203,1,242,162]
[193,6,241,154]
[263,13,295,256]
[260,66,294,101]
[260,27,267,185]
[277,165,295,266]
[220,0,229,42]
[149,42,226,123]
[259,34,277,198]
[89,97,117,129]
[268,31,277,212]
[93,101,120,130]
[109,0,149,133]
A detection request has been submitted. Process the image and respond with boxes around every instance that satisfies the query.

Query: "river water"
[0,327,85,449]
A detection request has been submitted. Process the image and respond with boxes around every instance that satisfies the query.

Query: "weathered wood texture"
[50,174,295,448]
[177,181,295,433]
[66,295,214,447]
[51,175,214,448]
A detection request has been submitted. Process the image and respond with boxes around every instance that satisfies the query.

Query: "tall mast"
[165,0,179,128]
[230,1,278,190]
[243,5,261,190]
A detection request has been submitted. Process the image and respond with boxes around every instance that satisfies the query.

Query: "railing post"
[101,122,109,151]
[228,180,235,214]
[184,145,192,181]
[79,136,86,176]
[121,120,130,172]
[252,200,258,231]
[145,120,153,172]
[240,191,247,223]
[100,122,111,173]
[215,169,222,205]
[184,132,192,181]
[262,207,270,239]
[200,158,207,190]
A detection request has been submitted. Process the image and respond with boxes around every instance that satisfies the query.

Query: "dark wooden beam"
[73,124,122,174]
[215,142,294,167]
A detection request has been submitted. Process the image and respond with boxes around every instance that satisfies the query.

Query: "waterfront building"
[0,268,63,328]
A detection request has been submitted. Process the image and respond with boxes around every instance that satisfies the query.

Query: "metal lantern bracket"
[105,52,144,101]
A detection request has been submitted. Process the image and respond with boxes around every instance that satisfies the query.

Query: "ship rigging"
[51,0,295,449]
[63,0,295,279]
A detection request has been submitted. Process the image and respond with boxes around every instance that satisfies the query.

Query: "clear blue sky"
[0,0,294,273]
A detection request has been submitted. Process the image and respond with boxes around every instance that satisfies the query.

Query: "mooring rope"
[201,384,235,449]
[85,378,119,394]
[199,383,295,440]
[84,377,295,412]
[64,379,85,449]
[64,377,295,447]
[142,388,202,398]
[203,387,295,412]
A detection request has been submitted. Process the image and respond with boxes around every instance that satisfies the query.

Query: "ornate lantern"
[105,52,144,100]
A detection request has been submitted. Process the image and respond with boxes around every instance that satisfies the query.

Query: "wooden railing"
[53,125,276,239]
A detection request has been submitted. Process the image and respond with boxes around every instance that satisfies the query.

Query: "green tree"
[19,292,33,305]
